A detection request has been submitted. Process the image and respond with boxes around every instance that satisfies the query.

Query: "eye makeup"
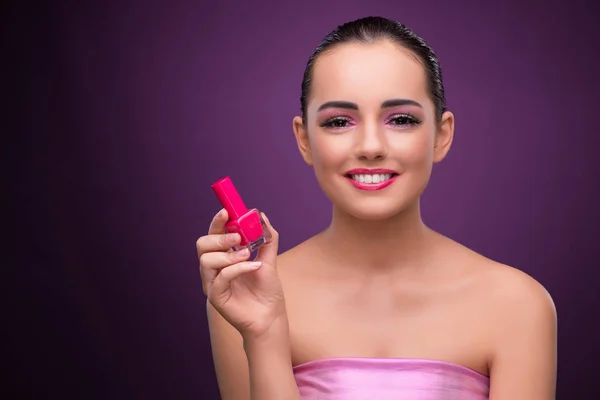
[316,109,423,131]
[384,112,422,128]
[318,115,356,130]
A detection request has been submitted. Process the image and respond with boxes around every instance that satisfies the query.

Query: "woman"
[197,16,557,400]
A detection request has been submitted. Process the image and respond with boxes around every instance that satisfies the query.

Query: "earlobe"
[433,111,454,163]
[293,116,313,166]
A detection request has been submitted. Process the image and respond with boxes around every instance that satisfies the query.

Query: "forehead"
[309,40,429,107]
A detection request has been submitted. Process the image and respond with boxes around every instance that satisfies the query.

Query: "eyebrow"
[317,98,423,112]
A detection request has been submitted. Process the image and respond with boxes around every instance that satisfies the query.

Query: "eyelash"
[319,114,422,130]
[388,113,422,127]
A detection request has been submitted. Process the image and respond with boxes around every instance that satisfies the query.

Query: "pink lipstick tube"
[211,176,272,252]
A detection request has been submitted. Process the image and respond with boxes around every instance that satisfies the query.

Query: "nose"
[355,121,387,161]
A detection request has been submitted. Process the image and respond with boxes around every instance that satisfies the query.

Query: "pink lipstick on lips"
[344,168,399,191]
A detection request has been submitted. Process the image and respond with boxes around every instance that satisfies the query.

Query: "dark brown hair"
[300,16,446,124]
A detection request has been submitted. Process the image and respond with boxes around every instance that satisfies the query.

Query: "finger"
[208,208,229,235]
[199,248,252,293]
[209,261,262,298]
[196,231,241,256]
[255,212,279,265]
[200,247,251,273]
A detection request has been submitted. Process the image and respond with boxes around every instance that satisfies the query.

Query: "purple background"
[11,0,600,398]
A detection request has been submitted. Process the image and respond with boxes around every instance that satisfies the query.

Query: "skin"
[198,39,557,399]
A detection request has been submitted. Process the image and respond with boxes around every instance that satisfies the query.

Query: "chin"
[339,199,413,221]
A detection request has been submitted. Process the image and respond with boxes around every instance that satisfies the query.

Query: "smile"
[343,169,399,191]
[350,173,393,184]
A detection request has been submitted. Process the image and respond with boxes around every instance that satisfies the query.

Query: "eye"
[319,116,352,129]
[388,114,422,127]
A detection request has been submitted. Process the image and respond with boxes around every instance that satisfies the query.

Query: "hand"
[197,209,286,339]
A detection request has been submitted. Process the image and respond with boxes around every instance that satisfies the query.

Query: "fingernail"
[247,261,262,269]
[237,248,249,257]
[227,233,239,243]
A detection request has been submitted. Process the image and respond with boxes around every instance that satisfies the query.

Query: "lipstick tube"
[211,176,272,252]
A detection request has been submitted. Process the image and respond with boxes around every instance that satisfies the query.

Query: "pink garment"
[293,357,489,399]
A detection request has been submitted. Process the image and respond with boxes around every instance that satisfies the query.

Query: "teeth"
[351,173,392,183]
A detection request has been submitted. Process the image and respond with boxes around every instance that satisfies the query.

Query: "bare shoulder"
[273,235,328,309]
[442,234,557,342]
[444,235,556,317]
[451,245,558,395]
[276,235,320,277]
[451,240,558,359]
[276,241,306,268]
[479,259,556,322]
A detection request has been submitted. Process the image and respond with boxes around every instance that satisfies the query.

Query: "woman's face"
[293,39,454,221]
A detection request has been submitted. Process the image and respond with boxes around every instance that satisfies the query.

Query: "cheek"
[310,134,350,168]
[391,131,434,166]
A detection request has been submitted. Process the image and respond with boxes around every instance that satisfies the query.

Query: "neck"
[319,200,436,272]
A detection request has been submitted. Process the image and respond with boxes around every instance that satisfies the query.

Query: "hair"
[300,16,446,125]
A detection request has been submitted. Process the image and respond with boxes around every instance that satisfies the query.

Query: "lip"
[343,169,400,191]
[345,168,397,175]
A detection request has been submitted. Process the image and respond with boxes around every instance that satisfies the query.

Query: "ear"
[293,116,313,166]
[433,111,454,163]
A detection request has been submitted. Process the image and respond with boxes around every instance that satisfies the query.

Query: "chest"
[285,277,491,374]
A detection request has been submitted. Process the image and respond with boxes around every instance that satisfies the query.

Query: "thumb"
[255,212,279,266]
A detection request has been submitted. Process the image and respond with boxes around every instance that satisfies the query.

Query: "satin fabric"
[293,357,489,399]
